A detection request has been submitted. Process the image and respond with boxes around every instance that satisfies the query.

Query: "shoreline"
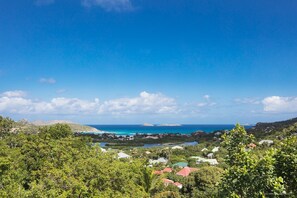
[83,124,248,136]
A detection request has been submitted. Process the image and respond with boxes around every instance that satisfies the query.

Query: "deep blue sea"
[88,124,251,136]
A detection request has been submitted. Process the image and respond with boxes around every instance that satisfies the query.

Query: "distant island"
[158,124,182,127]
[143,123,154,126]
[142,123,182,127]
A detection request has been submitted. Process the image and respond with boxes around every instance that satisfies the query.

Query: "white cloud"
[35,0,55,6]
[0,91,177,115]
[262,96,297,113]
[99,91,177,115]
[39,77,56,84]
[82,0,134,12]
[1,90,27,98]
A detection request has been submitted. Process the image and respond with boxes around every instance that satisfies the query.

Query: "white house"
[149,157,168,165]
[191,156,219,165]
[207,153,214,159]
[118,152,131,159]
[214,132,222,136]
[259,140,274,146]
[212,146,220,153]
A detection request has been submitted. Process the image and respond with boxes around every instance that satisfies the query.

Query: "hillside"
[31,120,100,133]
[248,117,297,138]
[11,120,99,133]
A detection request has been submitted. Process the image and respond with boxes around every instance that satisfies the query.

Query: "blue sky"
[0,0,297,124]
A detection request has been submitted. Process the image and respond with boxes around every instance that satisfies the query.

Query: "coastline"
[86,124,242,136]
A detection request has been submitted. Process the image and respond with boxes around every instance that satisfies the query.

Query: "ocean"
[88,124,250,136]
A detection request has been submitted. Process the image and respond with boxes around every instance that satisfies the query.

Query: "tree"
[0,116,14,138]
[274,136,297,196]
[142,166,164,196]
[39,124,72,139]
[219,124,285,197]
[193,166,223,197]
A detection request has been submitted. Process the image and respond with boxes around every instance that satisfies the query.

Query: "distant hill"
[65,123,100,133]
[9,119,99,134]
[248,117,297,138]
[32,120,74,126]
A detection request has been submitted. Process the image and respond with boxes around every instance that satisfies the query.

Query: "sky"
[0,0,297,124]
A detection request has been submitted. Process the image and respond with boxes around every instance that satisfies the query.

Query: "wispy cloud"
[197,95,216,107]
[234,98,261,105]
[35,0,55,6]
[81,0,134,12]
[39,77,56,84]
[262,96,297,113]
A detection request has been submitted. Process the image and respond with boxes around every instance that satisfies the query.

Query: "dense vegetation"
[0,115,297,197]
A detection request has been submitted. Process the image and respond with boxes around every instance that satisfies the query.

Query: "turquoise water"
[99,141,198,148]
[88,124,247,136]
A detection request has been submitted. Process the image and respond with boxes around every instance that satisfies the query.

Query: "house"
[162,178,174,186]
[163,167,173,173]
[214,132,222,136]
[153,167,172,175]
[127,136,134,140]
[153,170,163,175]
[259,140,274,146]
[162,179,183,189]
[117,152,131,159]
[176,167,198,177]
[174,182,183,189]
[194,157,219,165]
[207,153,214,159]
[212,146,220,153]
[172,162,188,168]
[149,157,168,165]
[172,145,184,150]
[248,143,257,149]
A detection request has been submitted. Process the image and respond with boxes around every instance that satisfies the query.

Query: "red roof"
[173,182,183,189]
[153,170,163,175]
[248,143,257,148]
[176,167,198,177]
[162,178,174,184]
[163,167,173,173]
[153,167,173,175]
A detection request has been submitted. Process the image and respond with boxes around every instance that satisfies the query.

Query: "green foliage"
[39,123,73,139]
[0,122,152,197]
[193,166,223,197]
[142,166,164,195]
[274,136,297,196]
[0,116,14,137]
[1,116,297,197]
[153,190,181,198]
[221,124,254,166]
[219,124,285,197]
